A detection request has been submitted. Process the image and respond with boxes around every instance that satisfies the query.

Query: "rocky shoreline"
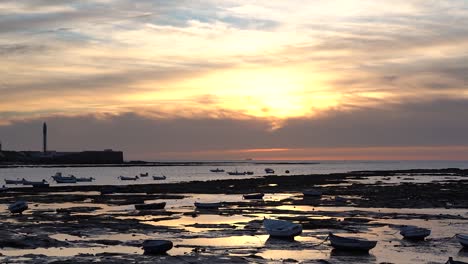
[1,168,467,263]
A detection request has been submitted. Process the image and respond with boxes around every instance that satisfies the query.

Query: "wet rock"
[0,230,68,249]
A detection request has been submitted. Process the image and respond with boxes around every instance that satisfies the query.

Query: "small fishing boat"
[194,202,223,209]
[243,193,264,199]
[245,171,254,175]
[265,168,275,173]
[142,240,173,255]
[135,202,166,210]
[210,168,225,173]
[456,234,468,248]
[4,179,24,185]
[303,189,322,197]
[119,176,139,181]
[152,175,166,180]
[52,172,76,182]
[263,218,302,239]
[227,170,246,175]
[140,172,149,177]
[328,232,377,252]
[400,226,431,240]
[8,201,28,214]
[446,257,468,264]
[75,177,95,182]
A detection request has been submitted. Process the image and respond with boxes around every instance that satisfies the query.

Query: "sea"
[1,160,467,187]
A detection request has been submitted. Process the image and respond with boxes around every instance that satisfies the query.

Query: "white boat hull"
[329,233,377,251]
[457,234,468,247]
[264,219,302,238]
[400,227,431,240]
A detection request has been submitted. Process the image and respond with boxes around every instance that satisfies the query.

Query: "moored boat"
[142,240,173,255]
[54,176,77,183]
[4,179,24,185]
[135,202,166,210]
[303,189,322,197]
[456,234,468,248]
[75,177,95,182]
[52,173,77,183]
[210,168,225,173]
[400,226,431,240]
[227,170,246,175]
[119,176,139,181]
[194,202,223,209]
[328,232,377,252]
[152,175,166,180]
[263,218,302,239]
[243,193,264,199]
[8,201,28,214]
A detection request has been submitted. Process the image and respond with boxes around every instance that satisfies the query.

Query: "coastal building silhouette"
[0,122,124,164]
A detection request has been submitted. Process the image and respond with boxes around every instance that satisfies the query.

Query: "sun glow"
[130,66,343,119]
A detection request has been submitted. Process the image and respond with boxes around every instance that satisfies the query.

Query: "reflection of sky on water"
[0,191,467,263]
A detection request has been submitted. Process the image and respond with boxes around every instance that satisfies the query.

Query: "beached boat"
[152,175,166,180]
[400,226,431,240]
[140,172,149,177]
[75,177,95,182]
[135,202,166,210]
[119,176,139,181]
[456,234,468,248]
[303,189,322,197]
[265,168,275,173]
[194,202,223,209]
[8,201,28,214]
[142,240,173,254]
[210,168,225,173]
[446,257,468,264]
[263,218,302,239]
[4,179,24,185]
[227,170,246,175]
[328,232,377,252]
[243,193,264,199]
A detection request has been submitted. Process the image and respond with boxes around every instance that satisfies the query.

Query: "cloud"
[2,98,468,160]
[1,0,468,140]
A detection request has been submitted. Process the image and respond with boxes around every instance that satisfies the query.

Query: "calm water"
[1,160,467,186]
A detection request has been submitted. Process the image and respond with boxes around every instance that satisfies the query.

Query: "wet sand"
[0,169,467,263]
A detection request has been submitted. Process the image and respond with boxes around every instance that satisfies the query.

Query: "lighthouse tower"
[43,122,47,153]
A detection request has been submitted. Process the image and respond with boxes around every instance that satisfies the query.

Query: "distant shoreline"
[0,161,320,168]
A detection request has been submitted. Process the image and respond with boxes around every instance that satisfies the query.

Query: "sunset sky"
[1,1,468,160]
